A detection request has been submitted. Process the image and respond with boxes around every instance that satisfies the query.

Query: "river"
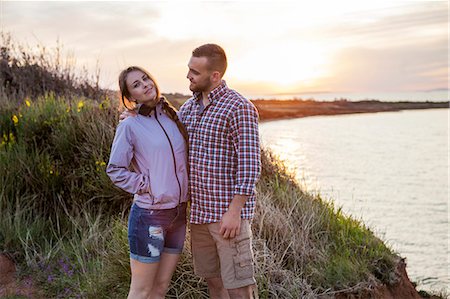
[259,108,449,293]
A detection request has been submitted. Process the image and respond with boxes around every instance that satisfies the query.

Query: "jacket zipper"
[155,111,182,205]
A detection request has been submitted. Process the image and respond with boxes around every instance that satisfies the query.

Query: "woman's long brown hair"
[118,66,189,146]
[160,96,189,147]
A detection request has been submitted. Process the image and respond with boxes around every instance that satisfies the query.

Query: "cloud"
[317,1,447,46]
[317,37,448,92]
[3,2,167,88]
[2,1,447,94]
[3,2,159,47]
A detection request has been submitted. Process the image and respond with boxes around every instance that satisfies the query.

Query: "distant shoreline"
[251,99,449,121]
[163,93,449,122]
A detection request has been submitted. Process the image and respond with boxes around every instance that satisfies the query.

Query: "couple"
[106,44,261,299]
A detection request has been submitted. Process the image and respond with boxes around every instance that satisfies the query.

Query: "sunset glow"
[2,0,447,97]
[230,42,330,87]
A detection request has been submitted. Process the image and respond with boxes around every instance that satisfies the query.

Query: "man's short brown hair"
[192,43,227,76]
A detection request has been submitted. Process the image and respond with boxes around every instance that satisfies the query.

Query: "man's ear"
[211,71,222,83]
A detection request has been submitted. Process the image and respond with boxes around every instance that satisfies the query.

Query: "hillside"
[0,94,438,298]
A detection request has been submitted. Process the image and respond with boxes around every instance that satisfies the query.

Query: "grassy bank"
[2,33,447,298]
[0,93,403,298]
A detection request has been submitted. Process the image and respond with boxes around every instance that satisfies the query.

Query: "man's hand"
[219,195,248,239]
[220,208,241,239]
[119,109,137,122]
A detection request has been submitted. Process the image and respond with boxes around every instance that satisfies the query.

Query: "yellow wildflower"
[25,99,31,107]
[96,160,107,171]
[77,101,85,112]
[12,115,19,125]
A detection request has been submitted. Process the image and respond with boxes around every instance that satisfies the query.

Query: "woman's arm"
[106,121,150,195]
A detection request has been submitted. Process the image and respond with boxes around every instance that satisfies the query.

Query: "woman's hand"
[119,109,137,122]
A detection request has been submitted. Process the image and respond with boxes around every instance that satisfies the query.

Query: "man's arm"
[220,101,261,239]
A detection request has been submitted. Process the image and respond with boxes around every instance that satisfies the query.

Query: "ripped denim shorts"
[128,202,187,263]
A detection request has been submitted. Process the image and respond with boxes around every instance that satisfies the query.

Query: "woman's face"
[126,70,157,107]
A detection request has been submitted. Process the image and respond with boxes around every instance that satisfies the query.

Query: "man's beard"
[189,78,212,93]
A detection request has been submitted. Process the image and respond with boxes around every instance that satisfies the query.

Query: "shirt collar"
[193,80,228,105]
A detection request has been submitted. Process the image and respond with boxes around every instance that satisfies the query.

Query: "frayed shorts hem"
[130,252,159,264]
[130,246,182,263]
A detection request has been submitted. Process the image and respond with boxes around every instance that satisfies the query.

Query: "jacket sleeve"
[229,101,261,196]
[106,121,150,195]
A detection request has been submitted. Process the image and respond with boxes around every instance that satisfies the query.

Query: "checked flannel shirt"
[179,81,261,224]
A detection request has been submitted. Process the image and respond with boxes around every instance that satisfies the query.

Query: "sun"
[229,42,330,90]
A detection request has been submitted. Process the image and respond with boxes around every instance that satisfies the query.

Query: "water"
[259,108,449,293]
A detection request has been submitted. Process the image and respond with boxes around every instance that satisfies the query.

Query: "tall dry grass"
[0,32,106,102]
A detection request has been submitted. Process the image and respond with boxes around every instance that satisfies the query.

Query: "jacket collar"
[137,99,161,117]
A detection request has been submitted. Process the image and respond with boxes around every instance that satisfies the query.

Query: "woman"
[107,66,189,299]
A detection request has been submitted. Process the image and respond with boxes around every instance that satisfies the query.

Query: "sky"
[1,0,448,97]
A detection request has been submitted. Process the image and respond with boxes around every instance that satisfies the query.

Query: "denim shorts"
[128,202,187,263]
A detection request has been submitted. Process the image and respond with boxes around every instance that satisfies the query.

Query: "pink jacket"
[106,103,189,210]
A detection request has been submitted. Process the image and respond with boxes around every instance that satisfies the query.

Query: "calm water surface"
[259,109,449,293]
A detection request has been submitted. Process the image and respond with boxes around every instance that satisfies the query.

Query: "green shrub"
[0,94,129,218]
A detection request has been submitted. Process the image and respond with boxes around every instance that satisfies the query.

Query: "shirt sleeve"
[106,121,150,195]
[229,101,261,196]
[178,100,189,123]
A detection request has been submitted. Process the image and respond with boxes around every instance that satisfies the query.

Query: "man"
[179,43,261,299]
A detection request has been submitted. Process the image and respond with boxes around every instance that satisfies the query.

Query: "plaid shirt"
[179,81,261,224]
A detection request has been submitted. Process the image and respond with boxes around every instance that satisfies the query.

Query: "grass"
[0,93,405,298]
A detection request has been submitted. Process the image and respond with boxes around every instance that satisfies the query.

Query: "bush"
[0,32,106,101]
[0,94,129,219]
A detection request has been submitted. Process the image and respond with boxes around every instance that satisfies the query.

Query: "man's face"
[187,56,213,93]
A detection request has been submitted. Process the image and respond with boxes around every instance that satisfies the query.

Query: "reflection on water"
[259,109,449,293]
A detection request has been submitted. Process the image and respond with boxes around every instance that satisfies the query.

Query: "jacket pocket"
[146,169,156,205]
